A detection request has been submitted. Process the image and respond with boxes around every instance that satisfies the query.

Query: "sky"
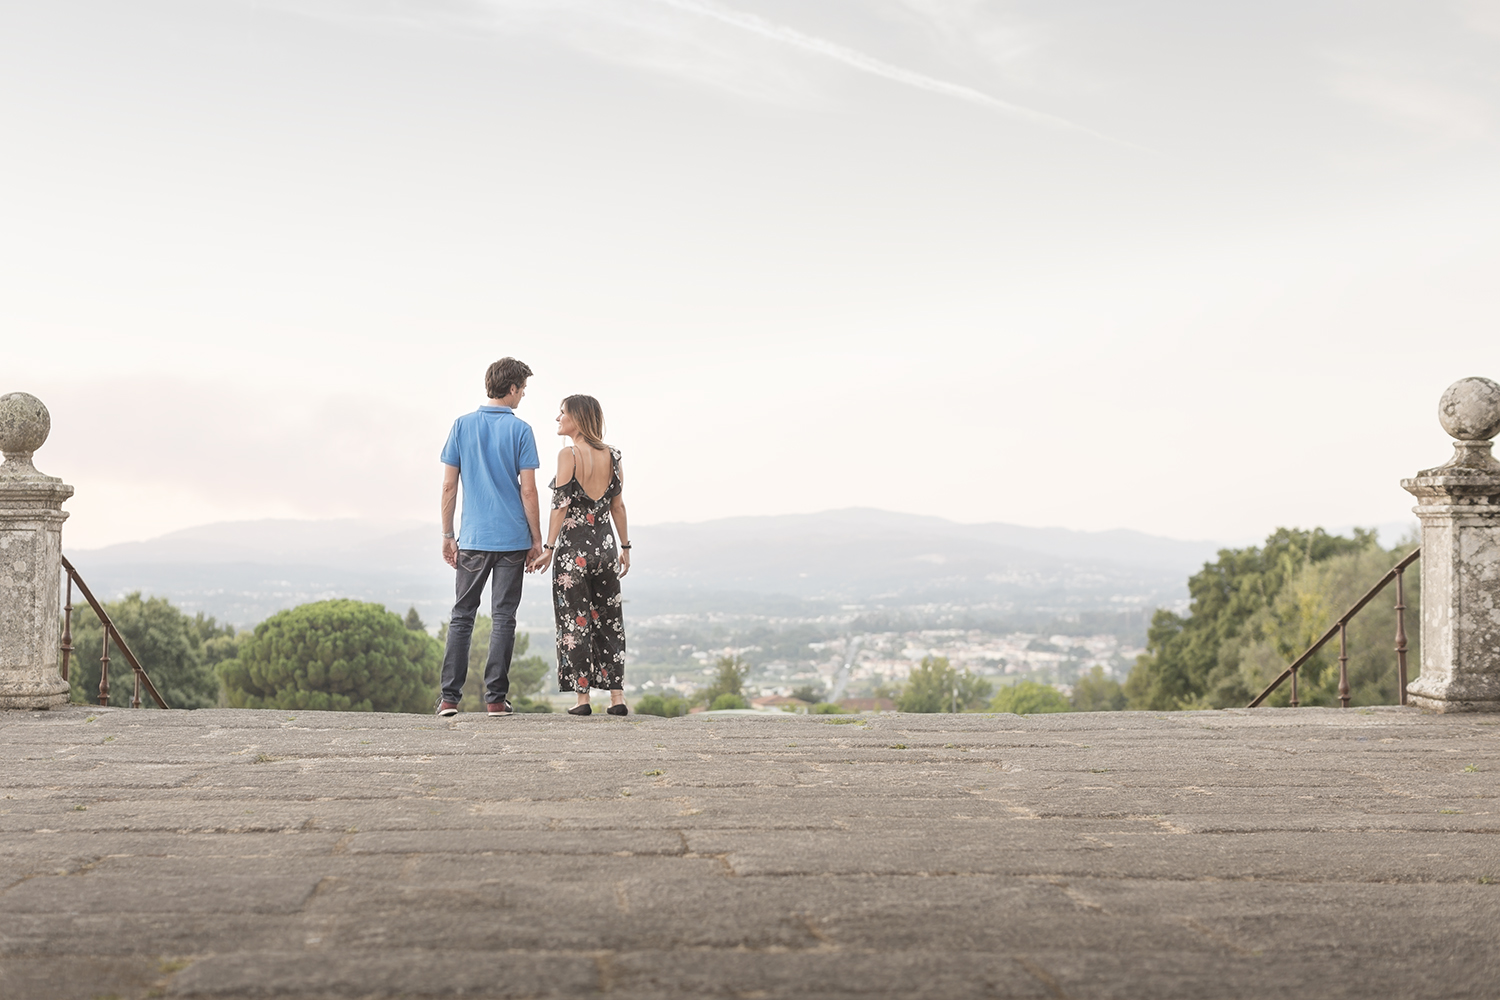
[4,0,1500,550]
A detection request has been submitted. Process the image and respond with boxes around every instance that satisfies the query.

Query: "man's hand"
[529,548,553,574]
[440,465,460,568]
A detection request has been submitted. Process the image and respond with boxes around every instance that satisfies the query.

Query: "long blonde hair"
[562,394,607,450]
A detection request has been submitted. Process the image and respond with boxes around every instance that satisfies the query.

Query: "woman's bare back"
[561,444,613,501]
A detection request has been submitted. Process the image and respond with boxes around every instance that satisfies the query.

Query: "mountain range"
[63,509,1223,629]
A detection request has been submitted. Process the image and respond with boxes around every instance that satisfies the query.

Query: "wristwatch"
[442,532,455,539]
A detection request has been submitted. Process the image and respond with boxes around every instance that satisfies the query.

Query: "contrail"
[645,0,1113,141]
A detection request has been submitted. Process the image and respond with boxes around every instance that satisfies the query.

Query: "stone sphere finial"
[1439,377,1500,441]
[0,392,54,480]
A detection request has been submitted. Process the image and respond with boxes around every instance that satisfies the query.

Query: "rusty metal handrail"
[60,555,169,710]
[1247,546,1420,709]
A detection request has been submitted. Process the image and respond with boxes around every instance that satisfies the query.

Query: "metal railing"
[60,555,169,709]
[1247,546,1419,709]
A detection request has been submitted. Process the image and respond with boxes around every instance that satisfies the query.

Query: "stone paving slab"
[2,704,1500,999]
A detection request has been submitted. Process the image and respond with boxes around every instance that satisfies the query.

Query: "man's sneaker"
[487,701,513,717]
[436,701,459,717]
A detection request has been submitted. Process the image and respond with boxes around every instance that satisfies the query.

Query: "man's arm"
[440,464,460,568]
[519,468,542,566]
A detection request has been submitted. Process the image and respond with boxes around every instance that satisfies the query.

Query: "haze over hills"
[64,509,1224,629]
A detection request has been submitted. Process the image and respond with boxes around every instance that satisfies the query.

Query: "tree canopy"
[218,599,440,713]
[896,656,993,713]
[1124,527,1411,710]
[65,592,231,709]
[697,655,750,707]
[636,693,691,717]
[1219,543,1420,707]
[989,680,1070,715]
[1070,666,1127,712]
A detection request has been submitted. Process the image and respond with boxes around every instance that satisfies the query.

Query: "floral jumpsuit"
[549,447,626,692]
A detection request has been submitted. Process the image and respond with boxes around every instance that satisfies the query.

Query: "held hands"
[527,542,552,574]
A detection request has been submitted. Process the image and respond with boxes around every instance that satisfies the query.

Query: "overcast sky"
[5,0,1500,549]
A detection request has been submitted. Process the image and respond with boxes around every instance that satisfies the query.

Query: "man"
[436,358,543,717]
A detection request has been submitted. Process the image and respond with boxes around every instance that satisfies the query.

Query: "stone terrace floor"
[3,705,1500,1000]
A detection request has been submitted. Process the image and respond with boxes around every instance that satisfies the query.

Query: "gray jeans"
[440,549,527,706]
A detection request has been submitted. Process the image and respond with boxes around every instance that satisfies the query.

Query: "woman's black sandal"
[606,704,628,716]
[567,704,592,716]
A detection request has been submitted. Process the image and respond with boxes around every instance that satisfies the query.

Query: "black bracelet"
[620,542,632,549]
[543,543,554,551]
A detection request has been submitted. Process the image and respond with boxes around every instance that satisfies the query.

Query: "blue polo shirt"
[440,406,540,552]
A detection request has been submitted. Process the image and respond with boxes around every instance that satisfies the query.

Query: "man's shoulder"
[450,408,484,428]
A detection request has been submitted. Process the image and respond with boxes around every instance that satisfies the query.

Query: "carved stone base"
[1399,491,1500,713]
[0,675,69,709]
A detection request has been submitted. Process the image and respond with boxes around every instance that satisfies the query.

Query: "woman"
[531,395,631,716]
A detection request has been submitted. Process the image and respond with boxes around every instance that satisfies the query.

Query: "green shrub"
[812,702,846,714]
[218,599,440,713]
[710,693,749,711]
[636,693,691,717]
[1070,666,1127,711]
[990,680,1070,715]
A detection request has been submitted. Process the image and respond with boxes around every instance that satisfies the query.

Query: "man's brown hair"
[485,358,533,400]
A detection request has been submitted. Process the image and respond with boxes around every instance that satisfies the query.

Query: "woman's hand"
[618,548,631,578]
[529,548,554,573]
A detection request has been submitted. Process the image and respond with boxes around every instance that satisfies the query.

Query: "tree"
[218,600,440,713]
[65,593,227,709]
[790,684,823,703]
[1225,543,1421,707]
[990,680,1070,715]
[636,693,691,717]
[1125,527,1377,710]
[710,693,750,710]
[1070,666,1126,712]
[404,607,425,631]
[697,655,750,707]
[896,656,994,713]
[437,617,553,713]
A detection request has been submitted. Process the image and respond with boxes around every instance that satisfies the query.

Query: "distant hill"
[63,509,1222,629]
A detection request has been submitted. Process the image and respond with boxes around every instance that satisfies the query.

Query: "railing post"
[1338,622,1350,708]
[1395,566,1409,706]
[0,392,74,709]
[1402,376,1500,712]
[1290,665,1299,708]
[60,574,74,683]
[131,637,141,709]
[98,630,110,707]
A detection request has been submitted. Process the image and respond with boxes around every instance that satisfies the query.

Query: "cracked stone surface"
[2,705,1499,999]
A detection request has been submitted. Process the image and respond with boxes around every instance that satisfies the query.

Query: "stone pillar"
[0,393,74,709]
[1401,377,1500,712]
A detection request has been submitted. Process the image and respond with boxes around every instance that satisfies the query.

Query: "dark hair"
[562,394,607,450]
[485,358,533,400]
